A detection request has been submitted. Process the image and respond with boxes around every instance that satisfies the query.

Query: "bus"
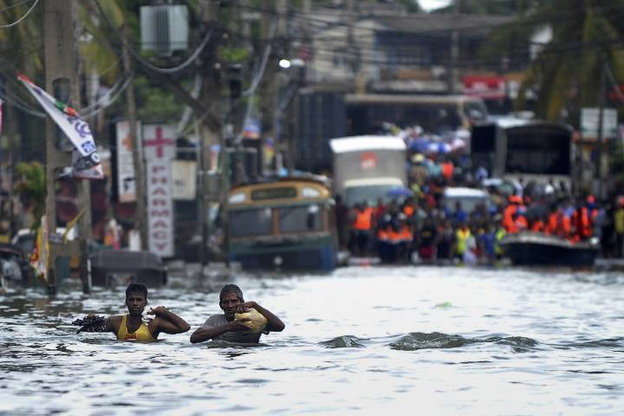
[227,176,338,271]
[471,119,574,188]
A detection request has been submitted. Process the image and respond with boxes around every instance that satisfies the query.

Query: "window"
[279,205,324,233]
[230,208,272,237]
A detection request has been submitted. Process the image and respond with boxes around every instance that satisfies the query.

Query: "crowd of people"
[334,126,624,265]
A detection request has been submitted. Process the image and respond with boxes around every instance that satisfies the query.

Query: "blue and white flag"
[18,74,103,179]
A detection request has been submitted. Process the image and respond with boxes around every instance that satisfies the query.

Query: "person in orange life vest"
[545,205,559,235]
[402,197,417,222]
[440,159,454,183]
[502,195,523,232]
[530,216,545,232]
[548,206,571,238]
[392,213,413,263]
[508,212,528,234]
[74,283,190,342]
[577,195,600,240]
[351,202,375,256]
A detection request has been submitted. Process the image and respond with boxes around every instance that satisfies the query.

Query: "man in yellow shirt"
[74,283,190,342]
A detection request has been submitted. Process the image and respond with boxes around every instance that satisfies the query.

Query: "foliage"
[480,0,624,122]
[133,75,185,123]
[13,162,46,229]
[221,47,250,64]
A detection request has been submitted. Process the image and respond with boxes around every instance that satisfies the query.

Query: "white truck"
[329,135,408,207]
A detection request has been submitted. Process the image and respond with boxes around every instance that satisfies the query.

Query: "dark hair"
[220,284,244,302]
[126,283,148,300]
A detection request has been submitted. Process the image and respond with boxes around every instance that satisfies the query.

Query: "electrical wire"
[93,0,212,75]
[242,20,277,97]
[0,0,39,28]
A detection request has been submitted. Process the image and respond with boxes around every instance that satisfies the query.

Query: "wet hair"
[220,284,244,302]
[125,283,148,300]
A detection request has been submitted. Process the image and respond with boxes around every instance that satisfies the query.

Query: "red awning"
[462,75,506,100]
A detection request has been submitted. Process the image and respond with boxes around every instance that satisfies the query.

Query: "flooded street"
[1,266,623,415]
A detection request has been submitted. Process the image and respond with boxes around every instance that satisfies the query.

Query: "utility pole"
[449,0,461,94]
[199,0,226,271]
[43,0,91,294]
[259,0,277,175]
[121,17,147,251]
[121,16,148,250]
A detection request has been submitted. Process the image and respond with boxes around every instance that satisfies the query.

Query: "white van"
[441,187,492,213]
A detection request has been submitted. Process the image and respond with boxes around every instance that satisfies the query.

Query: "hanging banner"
[17,74,103,178]
[143,124,175,257]
[115,120,140,202]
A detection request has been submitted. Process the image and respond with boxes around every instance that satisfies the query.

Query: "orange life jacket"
[354,208,373,231]
[530,219,544,232]
[403,205,415,218]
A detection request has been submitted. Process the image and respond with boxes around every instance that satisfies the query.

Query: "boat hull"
[500,232,599,267]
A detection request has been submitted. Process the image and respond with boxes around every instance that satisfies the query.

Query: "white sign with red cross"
[142,124,175,257]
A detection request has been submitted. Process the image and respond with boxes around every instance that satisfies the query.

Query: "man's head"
[125,283,148,317]
[219,284,244,320]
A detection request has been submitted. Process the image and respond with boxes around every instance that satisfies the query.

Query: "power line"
[0,0,39,28]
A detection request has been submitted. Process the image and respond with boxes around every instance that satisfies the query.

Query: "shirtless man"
[74,283,190,342]
[190,284,285,344]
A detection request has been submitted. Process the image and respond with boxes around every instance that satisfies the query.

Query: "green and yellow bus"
[227,177,338,271]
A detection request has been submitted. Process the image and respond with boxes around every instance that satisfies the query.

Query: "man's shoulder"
[202,314,228,327]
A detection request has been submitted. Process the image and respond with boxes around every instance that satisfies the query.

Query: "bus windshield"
[229,208,272,237]
[279,205,324,233]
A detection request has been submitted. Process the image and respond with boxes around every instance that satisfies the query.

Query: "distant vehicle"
[471,119,573,189]
[330,135,408,207]
[0,243,35,286]
[441,187,493,214]
[227,176,338,271]
[89,249,167,288]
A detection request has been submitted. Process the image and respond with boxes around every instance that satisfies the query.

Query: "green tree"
[481,0,624,122]
[13,161,45,229]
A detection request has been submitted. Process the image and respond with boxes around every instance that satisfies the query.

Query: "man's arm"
[243,301,285,332]
[148,306,191,338]
[190,319,249,344]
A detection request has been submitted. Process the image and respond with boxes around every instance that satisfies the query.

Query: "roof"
[443,187,489,198]
[374,14,514,35]
[329,136,406,153]
[345,93,484,105]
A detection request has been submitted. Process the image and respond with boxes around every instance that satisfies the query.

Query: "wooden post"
[44,0,92,294]
[121,18,147,250]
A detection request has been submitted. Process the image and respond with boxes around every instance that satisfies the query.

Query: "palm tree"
[481,0,624,122]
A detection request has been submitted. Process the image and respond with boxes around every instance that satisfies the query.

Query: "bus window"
[230,208,272,237]
[279,205,324,233]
